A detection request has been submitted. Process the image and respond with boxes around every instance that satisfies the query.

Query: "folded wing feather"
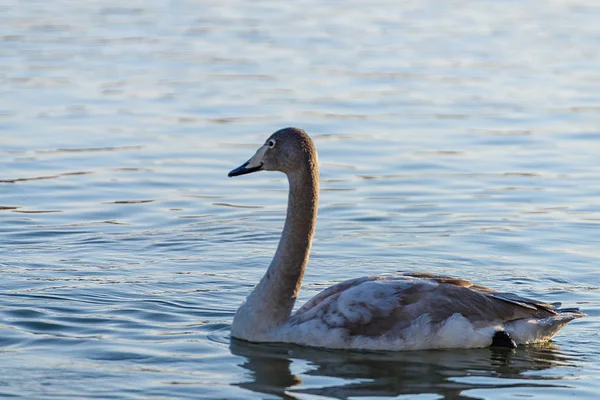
[290,272,558,337]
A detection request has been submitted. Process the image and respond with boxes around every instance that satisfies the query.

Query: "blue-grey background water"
[1,1,599,399]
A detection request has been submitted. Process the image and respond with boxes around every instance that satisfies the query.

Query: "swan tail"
[504,309,585,345]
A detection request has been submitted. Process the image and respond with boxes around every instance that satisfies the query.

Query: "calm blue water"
[1,1,599,398]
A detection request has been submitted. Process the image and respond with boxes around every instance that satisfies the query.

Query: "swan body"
[228,127,584,351]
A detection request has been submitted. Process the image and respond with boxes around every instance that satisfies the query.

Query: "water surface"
[1,0,599,398]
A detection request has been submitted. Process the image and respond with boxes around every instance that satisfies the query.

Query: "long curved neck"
[269,167,319,304]
[233,163,319,338]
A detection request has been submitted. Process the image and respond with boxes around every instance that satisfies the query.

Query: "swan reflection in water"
[230,339,578,399]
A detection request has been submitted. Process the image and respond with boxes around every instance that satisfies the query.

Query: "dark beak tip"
[228,161,248,178]
[228,161,263,178]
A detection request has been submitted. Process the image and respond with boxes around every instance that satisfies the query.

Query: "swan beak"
[228,145,267,177]
[228,160,263,177]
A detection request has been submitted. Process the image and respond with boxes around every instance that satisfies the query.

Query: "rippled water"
[2,0,600,398]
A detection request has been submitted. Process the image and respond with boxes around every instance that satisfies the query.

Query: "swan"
[227,127,584,351]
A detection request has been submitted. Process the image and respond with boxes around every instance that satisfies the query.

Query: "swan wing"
[404,272,558,315]
[291,273,562,335]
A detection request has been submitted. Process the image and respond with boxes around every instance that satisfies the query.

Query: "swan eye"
[268,139,276,148]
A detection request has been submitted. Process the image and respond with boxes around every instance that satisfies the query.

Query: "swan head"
[228,127,317,177]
